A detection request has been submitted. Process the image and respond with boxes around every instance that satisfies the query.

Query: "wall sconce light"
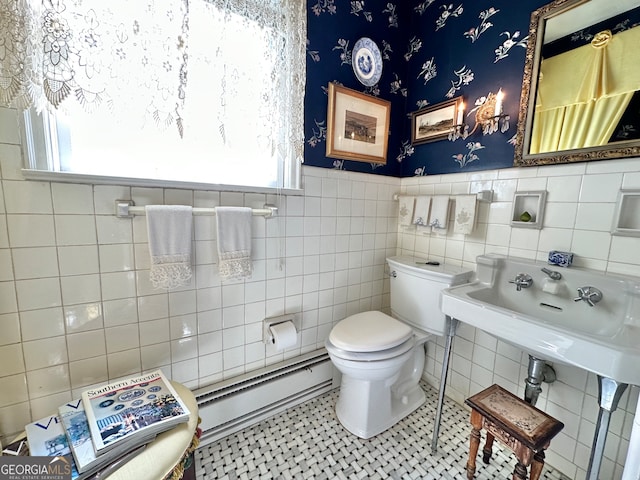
[474,89,509,135]
[448,100,470,141]
[454,89,509,139]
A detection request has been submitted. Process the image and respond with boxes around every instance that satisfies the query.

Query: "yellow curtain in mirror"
[531,27,640,154]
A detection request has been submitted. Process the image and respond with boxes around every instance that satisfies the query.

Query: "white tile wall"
[401,161,640,480]
[2,104,640,479]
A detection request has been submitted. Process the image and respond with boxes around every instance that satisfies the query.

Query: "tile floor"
[195,383,570,480]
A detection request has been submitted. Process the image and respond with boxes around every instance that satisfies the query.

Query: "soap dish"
[548,251,573,267]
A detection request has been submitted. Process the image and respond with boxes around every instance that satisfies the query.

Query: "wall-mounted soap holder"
[510,191,546,229]
[612,190,640,237]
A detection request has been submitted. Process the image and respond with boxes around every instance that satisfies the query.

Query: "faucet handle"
[509,273,533,291]
[541,267,562,280]
[574,286,603,307]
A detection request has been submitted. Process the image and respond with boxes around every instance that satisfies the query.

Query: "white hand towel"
[413,196,432,226]
[454,195,477,235]
[216,206,253,280]
[146,205,193,289]
[398,196,416,226]
[429,196,450,234]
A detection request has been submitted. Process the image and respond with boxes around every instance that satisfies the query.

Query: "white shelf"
[612,190,640,237]
[511,191,547,229]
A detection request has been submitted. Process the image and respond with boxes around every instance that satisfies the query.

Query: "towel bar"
[115,201,278,218]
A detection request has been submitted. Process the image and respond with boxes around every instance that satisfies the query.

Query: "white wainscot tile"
[61,275,101,306]
[93,185,131,214]
[0,249,12,281]
[223,345,245,370]
[16,278,61,311]
[169,289,197,316]
[509,228,540,251]
[579,173,623,203]
[26,364,70,399]
[20,307,64,341]
[170,313,197,339]
[69,356,108,391]
[571,230,612,260]
[22,337,68,370]
[105,324,140,353]
[172,358,198,384]
[171,337,198,363]
[3,180,52,214]
[58,245,99,276]
[103,298,138,327]
[54,215,97,246]
[52,183,94,214]
[139,318,170,347]
[608,236,640,265]
[64,303,103,333]
[538,228,574,253]
[197,309,222,334]
[101,271,136,301]
[99,244,135,273]
[0,343,25,376]
[67,330,106,361]
[12,247,59,279]
[96,215,133,244]
[138,293,169,322]
[107,349,142,378]
[543,203,578,229]
[574,203,616,231]
[198,331,222,356]
[0,313,20,345]
[0,373,28,407]
[140,344,171,372]
[547,176,582,202]
[7,214,55,247]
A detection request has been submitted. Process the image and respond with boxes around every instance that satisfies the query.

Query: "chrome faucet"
[541,267,562,280]
[509,273,533,291]
[574,286,603,307]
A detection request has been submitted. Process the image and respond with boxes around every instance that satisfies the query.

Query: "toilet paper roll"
[269,321,297,351]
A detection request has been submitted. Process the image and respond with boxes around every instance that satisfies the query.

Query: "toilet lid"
[329,311,413,352]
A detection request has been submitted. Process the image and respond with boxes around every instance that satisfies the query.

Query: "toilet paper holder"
[263,315,296,344]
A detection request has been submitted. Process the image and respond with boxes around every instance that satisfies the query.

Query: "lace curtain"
[0,0,305,170]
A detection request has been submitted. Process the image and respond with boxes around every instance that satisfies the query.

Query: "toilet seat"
[326,336,414,361]
[327,311,414,361]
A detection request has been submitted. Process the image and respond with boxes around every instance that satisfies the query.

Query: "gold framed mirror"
[514,0,640,167]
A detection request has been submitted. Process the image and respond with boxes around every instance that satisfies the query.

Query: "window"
[4,0,305,191]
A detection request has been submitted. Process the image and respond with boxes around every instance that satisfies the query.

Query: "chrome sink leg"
[432,316,457,454]
[587,376,627,480]
[524,355,557,406]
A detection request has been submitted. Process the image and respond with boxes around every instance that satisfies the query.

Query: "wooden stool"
[464,384,564,480]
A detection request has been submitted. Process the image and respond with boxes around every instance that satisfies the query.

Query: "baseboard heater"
[194,348,333,446]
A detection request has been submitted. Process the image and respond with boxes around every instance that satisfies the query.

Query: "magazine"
[24,414,81,479]
[81,370,190,456]
[59,399,156,473]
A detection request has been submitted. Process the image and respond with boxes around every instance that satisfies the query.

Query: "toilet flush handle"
[390,270,397,278]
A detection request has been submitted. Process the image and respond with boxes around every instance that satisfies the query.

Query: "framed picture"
[411,97,464,145]
[326,83,391,164]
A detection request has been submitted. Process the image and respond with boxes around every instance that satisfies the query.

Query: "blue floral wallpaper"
[304,0,549,177]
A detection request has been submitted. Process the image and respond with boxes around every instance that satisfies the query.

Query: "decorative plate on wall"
[352,37,383,86]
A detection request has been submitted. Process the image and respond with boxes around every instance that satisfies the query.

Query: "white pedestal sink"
[440,254,640,480]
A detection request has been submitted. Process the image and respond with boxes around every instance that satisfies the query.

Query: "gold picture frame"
[326,83,391,164]
[411,97,464,145]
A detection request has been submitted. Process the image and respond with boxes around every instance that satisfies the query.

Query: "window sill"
[21,169,304,196]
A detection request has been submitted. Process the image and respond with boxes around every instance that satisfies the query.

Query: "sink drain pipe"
[524,355,557,406]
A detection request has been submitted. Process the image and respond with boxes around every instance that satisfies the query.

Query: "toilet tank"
[387,256,473,336]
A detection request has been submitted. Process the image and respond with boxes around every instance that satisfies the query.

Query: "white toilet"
[325,256,472,439]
